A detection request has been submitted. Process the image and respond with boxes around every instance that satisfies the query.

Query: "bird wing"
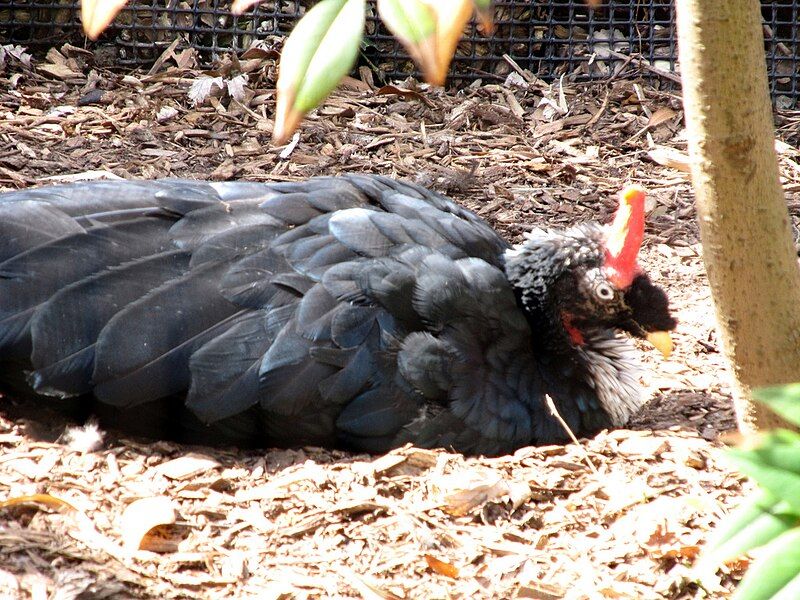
[328,250,541,455]
[0,175,524,451]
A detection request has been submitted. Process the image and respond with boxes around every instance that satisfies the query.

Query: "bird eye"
[595,282,615,301]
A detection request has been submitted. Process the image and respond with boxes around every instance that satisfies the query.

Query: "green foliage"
[754,383,800,426]
[378,0,436,45]
[734,528,800,600]
[696,385,800,598]
[274,0,366,142]
[290,0,366,115]
[274,0,492,142]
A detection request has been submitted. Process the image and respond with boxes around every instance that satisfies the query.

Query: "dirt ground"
[4,42,800,599]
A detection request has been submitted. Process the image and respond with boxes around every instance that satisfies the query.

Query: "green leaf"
[293,0,366,113]
[753,430,800,476]
[377,0,473,85]
[729,429,800,474]
[734,528,800,600]
[726,444,800,513]
[694,491,799,577]
[754,383,800,427]
[699,490,777,557]
[377,0,438,83]
[770,570,800,600]
[377,0,435,45]
[274,0,366,142]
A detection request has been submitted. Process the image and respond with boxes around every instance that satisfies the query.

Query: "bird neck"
[512,280,644,426]
[503,232,645,428]
[574,332,644,425]
[503,233,588,356]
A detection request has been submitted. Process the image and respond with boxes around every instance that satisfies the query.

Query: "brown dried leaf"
[355,446,439,478]
[443,479,508,516]
[362,453,407,476]
[119,496,178,552]
[376,85,427,103]
[647,106,678,128]
[235,462,327,502]
[37,63,82,80]
[338,567,403,600]
[644,523,701,560]
[647,146,692,173]
[724,556,752,571]
[645,523,678,548]
[210,159,241,181]
[616,436,669,458]
[424,554,459,578]
[0,493,77,512]
[661,545,701,560]
[516,581,566,599]
[154,453,220,480]
[240,47,281,61]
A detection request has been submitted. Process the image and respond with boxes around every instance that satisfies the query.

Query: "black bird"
[0,175,675,455]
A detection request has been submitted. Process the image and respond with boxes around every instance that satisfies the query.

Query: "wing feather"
[92,260,245,406]
[29,250,191,397]
[0,218,176,355]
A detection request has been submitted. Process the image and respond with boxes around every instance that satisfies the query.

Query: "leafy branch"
[694,385,800,599]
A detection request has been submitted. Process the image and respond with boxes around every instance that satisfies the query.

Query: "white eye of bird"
[595,282,615,301]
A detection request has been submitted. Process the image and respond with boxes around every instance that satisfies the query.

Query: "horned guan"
[0,175,675,455]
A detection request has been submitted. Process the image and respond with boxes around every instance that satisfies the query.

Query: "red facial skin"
[561,312,586,346]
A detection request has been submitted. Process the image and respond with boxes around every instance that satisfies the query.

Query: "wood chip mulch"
[3,41,800,598]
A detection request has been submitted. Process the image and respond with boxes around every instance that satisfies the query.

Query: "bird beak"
[646,331,673,359]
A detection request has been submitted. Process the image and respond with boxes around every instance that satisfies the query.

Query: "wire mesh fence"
[0,1,798,102]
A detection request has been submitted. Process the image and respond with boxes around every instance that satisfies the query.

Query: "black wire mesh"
[361,1,676,86]
[0,1,797,102]
[763,1,800,104]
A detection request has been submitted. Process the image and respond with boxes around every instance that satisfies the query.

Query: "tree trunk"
[676,0,800,431]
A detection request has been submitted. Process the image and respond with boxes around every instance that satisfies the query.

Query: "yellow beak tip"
[646,331,673,359]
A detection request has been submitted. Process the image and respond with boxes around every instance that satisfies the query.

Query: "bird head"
[504,185,676,357]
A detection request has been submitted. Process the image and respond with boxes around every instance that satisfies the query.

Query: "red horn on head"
[603,185,646,289]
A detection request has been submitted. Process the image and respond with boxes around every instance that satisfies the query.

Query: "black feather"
[92,260,245,406]
[186,309,274,422]
[0,218,176,355]
[0,201,85,262]
[28,250,191,397]
[0,175,675,455]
